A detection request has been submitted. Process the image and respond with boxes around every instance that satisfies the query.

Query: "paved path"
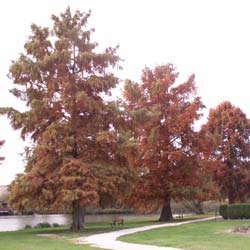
[76,216,217,250]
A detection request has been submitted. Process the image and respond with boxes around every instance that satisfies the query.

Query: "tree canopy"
[202,101,250,203]
[123,64,206,221]
[2,7,132,231]
[1,6,250,228]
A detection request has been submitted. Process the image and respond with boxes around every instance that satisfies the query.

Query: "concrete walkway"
[76,216,216,250]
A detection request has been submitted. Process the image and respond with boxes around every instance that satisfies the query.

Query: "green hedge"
[219,204,228,219]
[219,203,250,219]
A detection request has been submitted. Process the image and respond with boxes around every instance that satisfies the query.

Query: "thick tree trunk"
[159,196,173,222]
[71,201,85,232]
[194,201,205,214]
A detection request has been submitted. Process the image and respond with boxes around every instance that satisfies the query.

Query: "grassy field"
[0,216,161,250]
[120,219,250,250]
[0,215,205,250]
[2,215,249,250]
[0,226,98,250]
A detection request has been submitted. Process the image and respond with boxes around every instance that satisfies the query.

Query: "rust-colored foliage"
[124,64,206,221]
[2,8,132,231]
[202,101,250,203]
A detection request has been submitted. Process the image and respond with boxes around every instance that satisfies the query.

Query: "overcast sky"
[1,0,250,185]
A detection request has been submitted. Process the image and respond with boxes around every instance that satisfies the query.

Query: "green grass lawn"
[0,216,161,250]
[0,226,99,250]
[120,219,250,250]
[2,215,247,250]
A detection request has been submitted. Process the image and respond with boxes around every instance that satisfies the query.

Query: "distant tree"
[1,8,132,231]
[201,101,250,203]
[0,140,5,163]
[180,175,219,214]
[179,128,221,214]
[123,64,205,221]
[0,185,9,202]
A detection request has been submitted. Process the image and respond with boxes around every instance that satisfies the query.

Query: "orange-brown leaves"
[56,159,99,207]
[202,101,250,203]
[124,64,206,211]
[4,8,128,218]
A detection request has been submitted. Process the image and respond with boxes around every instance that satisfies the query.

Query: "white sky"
[1,0,250,185]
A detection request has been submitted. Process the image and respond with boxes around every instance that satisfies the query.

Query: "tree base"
[71,201,85,232]
[159,203,173,222]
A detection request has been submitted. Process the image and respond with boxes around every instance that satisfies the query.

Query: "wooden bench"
[111,218,124,227]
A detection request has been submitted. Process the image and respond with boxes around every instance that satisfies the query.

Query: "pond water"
[0,213,143,232]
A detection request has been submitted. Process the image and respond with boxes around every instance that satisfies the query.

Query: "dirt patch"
[227,226,250,237]
[36,233,70,241]
[36,233,86,244]
[72,237,89,244]
[37,233,62,239]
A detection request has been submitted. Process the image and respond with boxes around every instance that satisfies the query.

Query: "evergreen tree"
[124,64,205,221]
[1,8,131,231]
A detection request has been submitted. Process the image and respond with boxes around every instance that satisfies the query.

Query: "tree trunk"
[226,162,236,204]
[71,201,85,232]
[159,196,173,222]
[194,201,205,214]
[228,191,236,204]
[228,183,236,204]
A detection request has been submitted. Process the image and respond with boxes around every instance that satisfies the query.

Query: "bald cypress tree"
[1,8,131,231]
[124,65,205,221]
[202,101,250,203]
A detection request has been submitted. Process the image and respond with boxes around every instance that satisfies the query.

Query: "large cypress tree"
[124,65,205,221]
[1,8,130,231]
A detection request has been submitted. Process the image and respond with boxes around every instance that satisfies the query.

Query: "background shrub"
[52,223,60,227]
[226,203,250,219]
[35,222,51,228]
[24,225,32,229]
[219,204,228,219]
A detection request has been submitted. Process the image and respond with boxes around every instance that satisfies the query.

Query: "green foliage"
[35,223,51,228]
[24,225,32,229]
[219,203,250,220]
[227,203,250,219]
[219,204,228,219]
[52,223,60,227]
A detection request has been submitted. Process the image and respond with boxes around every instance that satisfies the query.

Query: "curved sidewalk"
[76,216,216,250]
